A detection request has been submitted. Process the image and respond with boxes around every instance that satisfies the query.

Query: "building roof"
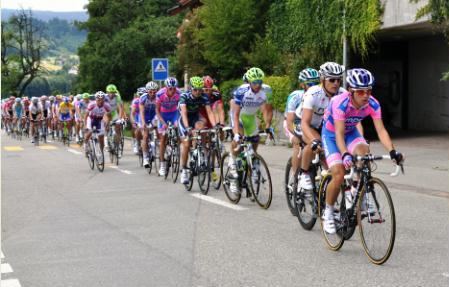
[167,0,202,16]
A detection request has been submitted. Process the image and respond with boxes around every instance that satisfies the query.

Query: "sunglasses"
[352,89,372,96]
[192,88,203,92]
[326,78,341,83]
[251,80,263,86]
[203,88,212,93]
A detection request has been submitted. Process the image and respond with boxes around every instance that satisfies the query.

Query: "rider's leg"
[291,136,302,175]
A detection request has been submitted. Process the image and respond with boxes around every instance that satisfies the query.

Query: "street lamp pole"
[342,1,348,87]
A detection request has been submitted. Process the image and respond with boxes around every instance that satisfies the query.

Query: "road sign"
[152,58,169,81]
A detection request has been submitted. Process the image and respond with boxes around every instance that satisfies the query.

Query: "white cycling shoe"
[159,161,167,176]
[180,169,189,184]
[323,208,337,234]
[299,173,313,190]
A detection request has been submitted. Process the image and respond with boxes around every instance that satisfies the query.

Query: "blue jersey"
[139,93,157,122]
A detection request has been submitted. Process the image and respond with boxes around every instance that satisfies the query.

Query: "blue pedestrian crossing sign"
[152,58,169,81]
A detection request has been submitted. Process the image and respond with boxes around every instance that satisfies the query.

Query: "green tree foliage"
[76,0,181,99]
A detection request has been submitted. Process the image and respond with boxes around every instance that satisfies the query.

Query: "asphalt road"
[1,133,449,287]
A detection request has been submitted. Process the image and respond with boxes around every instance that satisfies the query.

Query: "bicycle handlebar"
[344,154,404,179]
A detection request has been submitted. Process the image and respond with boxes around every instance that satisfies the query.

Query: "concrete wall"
[381,0,429,28]
[408,35,449,131]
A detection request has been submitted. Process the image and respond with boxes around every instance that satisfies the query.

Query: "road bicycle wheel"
[358,177,396,265]
[153,141,159,176]
[94,140,104,172]
[210,147,222,190]
[114,142,120,166]
[318,174,345,251]
[295,187,318,231]
[164,146,172,180]
[171,144,180,183]
[198,150,211,195]
[119,131,125,158]
[248,154,272,209]
[87,141,95,170]
[285,157,298,216]
[221,152,242,204]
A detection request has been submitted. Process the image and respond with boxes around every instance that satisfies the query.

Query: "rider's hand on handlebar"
[311,139,322,152]
[233,133,242,143]
[342,152,353,170]
[389,149,404,165]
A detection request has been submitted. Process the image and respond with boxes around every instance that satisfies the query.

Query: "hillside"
[1,8,88,22]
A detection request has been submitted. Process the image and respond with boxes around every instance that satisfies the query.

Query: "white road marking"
[442,272,449,278]
[191,193,248,211]
[108,165,134,174]
[1,251,4,259]
[0,279,21,287]
[1,263,13,273]
[67,148,82,155]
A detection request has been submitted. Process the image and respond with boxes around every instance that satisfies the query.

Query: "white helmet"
[319,62,345,78]
[346,68,375,89]
[145,81,159,91]
[95,91,106,99]
[31,97,39,103]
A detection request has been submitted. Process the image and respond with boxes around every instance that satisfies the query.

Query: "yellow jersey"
[59,102,73,114]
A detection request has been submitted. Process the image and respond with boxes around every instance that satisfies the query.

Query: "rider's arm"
[335,120,348,154]
[261,102,272,129]
[180,104,189,128]
[130,104,136,125]
[217,101,225,125]
[156,102,166,126]
[139,103,146,127]
[205,105,216,127]
[286,112,296,134]
[301,109,317,141]
[373,118,394,152]
[232,102,241,136]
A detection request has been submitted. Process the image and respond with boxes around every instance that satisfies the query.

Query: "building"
[352,0,449,132]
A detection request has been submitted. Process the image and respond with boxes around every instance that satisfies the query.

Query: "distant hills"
[1,8,88,22]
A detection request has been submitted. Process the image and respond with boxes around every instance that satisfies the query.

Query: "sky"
[2,0,88,11]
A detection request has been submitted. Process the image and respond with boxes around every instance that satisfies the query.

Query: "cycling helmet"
[298,68,319,82]
[95,91,106,99]
[145,81,159,91]
[203,76,214,88]
[31,97,39,103]
[56,95,62,100]
[9,96,16,101]
[246,67,265,82]
[346,68,375,89]
[41,95,48,101]
[137,87,147,96]
[15,98,21,103]
[82,93,90,100]
[319,62,345,78]
[49,96,55,101]
[75,94,82,101]
[164,77,178,87]
[106,84,118,93]
[190,76,204,89]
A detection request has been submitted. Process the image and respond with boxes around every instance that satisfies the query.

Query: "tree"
[76,0,181,99]
[1,9,46,97]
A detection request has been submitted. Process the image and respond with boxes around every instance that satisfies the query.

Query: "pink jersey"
[131,98,140,113]
[323,92,382,134]
[156,92,180,113]
[87,102,111,119]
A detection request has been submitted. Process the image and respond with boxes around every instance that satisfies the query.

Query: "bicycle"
[318,154,403,265]
[86,126,105,172]
[161,122,180,182]
[107,119,124,165]
[183,129,212,194]
[142,123,159,174]
[61,120,71,146]
[220,132,273,209]
[209,126,232,190]
[40,117,48,143]
[30,118,41,146]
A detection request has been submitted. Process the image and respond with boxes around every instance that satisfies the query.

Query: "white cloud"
[2,0,88,12]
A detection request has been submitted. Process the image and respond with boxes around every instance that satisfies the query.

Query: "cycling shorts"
[322,128,368,168]
[86,117,105,135]
[158,111,179,134]
[59,113,71,122]
[178,113,206,138]
[236,113,258,137]
[138,117,157,129]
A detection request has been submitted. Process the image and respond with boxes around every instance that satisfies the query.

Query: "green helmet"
[82,93,90,99]
[106,84,118,93]
[298,68,319,82]
[190,76,204,89]
[246,67,265,82]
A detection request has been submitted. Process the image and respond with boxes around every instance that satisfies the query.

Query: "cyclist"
[29,97,43,142]
[12,98,25,132]
[229,67,273,193]
[178,76,217,184]
[321,68,404,234]
[296,62,347,191]
[3,96,15,133]
[58,96,74,140]
[284,68,320,175]
[201,75,225,127]
[104,84,125,150]
[75,93,91,143]
[40,96,51,138]
[139,81,159,168]
[156,77,182,97]
[52,95,63,138]
[84,91,111,156]
[131,87,145,154]
[156,77,181,176]
[48,96,56,134]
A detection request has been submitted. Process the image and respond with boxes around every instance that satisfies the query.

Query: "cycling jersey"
[139,93,157,125]
[322,92,382,168]
[131,98,140,124]
[156,87,182,98]
[283,90,305,141]
[295,85,346,129]
[40,101,51,118]
[105,94,123,119]
[13,103,24,118]
[178,91,210,137]
[157,91,180,133]
[323,92,382,133]
[59,102,73,115]
[3,100,14,116]
[87,102,111,119]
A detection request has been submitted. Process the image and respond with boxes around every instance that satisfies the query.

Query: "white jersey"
[29,103,43,115]
[233,84,271,115]
[295,85,346,129]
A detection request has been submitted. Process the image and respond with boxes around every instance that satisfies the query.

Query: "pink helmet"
[203,76,214,89]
